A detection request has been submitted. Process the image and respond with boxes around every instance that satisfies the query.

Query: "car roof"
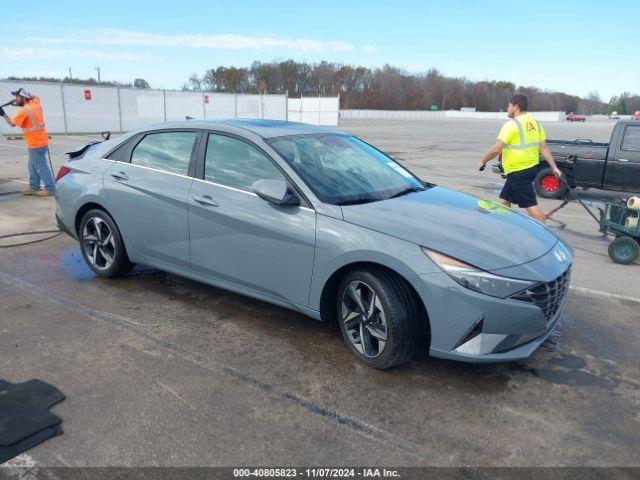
[146,119,342,139]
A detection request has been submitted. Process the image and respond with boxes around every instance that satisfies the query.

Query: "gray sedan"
[55,120,573,369]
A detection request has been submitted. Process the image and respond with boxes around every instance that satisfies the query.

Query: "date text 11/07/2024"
[232,468,401,477]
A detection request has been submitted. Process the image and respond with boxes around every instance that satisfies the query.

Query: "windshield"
[267,134,426,205]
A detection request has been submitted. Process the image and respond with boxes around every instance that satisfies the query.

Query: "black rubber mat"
[0,379,65,463]
[0,425,63,464]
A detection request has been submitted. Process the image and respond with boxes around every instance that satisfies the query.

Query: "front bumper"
[430,309,563,363]
[414,257,571,363]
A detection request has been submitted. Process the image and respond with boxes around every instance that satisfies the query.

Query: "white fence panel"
[288,96,339,126]
[0,81,66,134]
[287,98,302,122]
[0,80,326,133]
[529,111,565,122]
[263,95,287,120]
[205,93,236,119]
[236,94,262,119]
[300,98,321,125]
[320,97,339,126]
[63,85,120,132]
[301,97,321,114]
[165,91,203,121]
[120,88,165,131]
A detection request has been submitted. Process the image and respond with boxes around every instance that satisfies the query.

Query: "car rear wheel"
[337,269,420,369]
[534,167,568,199]
[608,236,639,264]
[79,209,133,277]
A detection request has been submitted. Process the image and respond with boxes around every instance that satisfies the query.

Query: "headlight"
[422,248,536,298]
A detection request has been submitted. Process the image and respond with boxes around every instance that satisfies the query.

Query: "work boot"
[35,190,54,197]
[21,188,38,195]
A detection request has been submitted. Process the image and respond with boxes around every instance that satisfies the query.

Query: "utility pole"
[68,67,72,80]
[95,67,101,83]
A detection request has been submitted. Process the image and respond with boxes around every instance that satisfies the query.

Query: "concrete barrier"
[340,110,566,122]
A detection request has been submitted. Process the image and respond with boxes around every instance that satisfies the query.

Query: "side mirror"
[252,179,300,206]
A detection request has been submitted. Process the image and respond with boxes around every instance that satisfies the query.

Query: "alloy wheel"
[341,280,387,358]
[82,217,116,270]
[540,174,560,193]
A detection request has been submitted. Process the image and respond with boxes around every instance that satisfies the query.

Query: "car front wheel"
[79,209,133,277]
[337,269,420,369]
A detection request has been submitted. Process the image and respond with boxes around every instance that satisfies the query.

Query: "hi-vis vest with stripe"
[14,98,49,149]
[498,113,545,175]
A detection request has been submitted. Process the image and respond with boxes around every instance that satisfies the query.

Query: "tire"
[534,167,568,199]
[608,236,639,265]
[336,269,420,369]
[79,209,133,277]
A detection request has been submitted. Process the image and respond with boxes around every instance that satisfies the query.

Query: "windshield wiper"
[337,197,378,206]
[388,187,424,199]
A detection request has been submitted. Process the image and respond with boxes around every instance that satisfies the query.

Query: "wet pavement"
[0,124,639,466]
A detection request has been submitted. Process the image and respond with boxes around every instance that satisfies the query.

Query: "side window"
[204,134,284,191]
[130,131,197,175]
[106,135,140,162]
[622,126,640,152]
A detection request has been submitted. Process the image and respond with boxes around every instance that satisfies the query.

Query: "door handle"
[193,195,219,207]
[110,171,129,181]
[617,158,629,163]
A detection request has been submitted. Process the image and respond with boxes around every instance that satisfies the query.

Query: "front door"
[103,130,198,268]
[604,125,640,192]
[188,132,316,307]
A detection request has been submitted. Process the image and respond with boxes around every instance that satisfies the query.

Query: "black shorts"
[500,165,539,208]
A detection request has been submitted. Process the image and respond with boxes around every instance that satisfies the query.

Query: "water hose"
[0,230,62,249]
[545,175,604,229]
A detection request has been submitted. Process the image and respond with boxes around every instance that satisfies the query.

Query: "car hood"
[340,186,558,271]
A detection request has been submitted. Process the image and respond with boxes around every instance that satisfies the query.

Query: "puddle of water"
[59,249,95,281]
[0,192,21,203]
[126,264,161,277]
[550,353,587,370]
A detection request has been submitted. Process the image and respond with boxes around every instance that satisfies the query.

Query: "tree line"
[182,61,638,115]
[5,76,151,89]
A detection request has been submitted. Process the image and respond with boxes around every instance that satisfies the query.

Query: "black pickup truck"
[530,120,640,198]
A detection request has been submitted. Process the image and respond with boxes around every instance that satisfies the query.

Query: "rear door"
[188,132,316,307]
[604,124,640,191]
[103,130,200,268]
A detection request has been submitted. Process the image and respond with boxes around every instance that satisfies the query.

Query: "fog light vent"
[455,316,484,350]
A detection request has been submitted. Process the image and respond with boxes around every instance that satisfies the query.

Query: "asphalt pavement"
[0,119,638,467]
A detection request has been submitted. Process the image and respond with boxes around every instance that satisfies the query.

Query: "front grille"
[510,267,572,321]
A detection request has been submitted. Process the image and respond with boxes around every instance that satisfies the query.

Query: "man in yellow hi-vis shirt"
[479,94,562,223]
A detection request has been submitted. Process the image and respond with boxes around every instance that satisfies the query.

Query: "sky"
[1,0,637,100]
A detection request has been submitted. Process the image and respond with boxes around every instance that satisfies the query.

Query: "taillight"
[55,166,71,181]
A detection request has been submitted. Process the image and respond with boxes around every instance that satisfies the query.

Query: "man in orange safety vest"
[1,87,55,196]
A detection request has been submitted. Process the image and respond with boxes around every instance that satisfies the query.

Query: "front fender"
[308,215,438,312]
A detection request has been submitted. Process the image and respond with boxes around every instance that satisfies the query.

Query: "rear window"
[622,126,640,151]
[106,138,135,162]
[130,132,197,175]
